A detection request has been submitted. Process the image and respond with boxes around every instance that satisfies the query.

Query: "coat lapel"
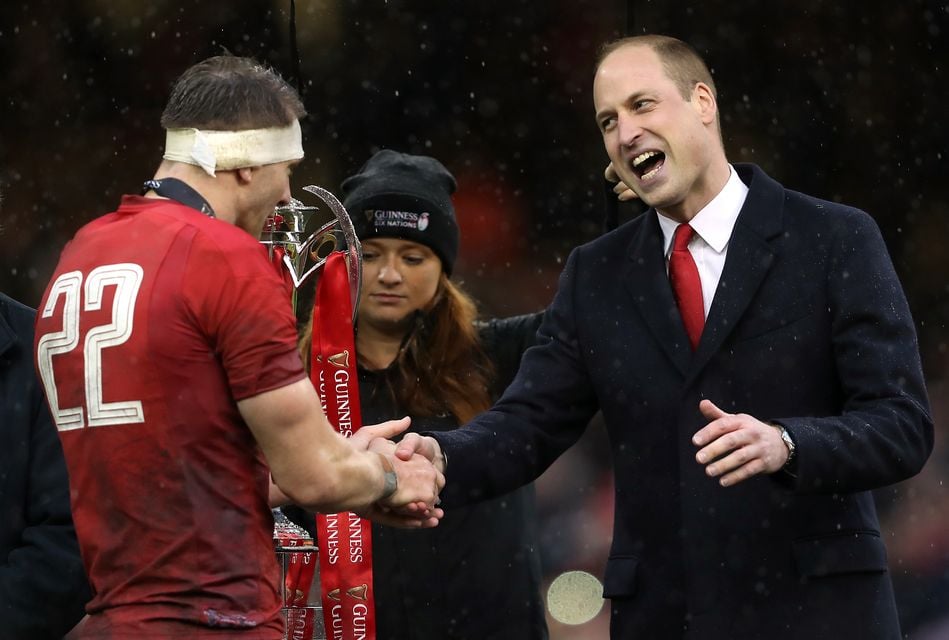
[686,164,785,386]
[623,213,692,376]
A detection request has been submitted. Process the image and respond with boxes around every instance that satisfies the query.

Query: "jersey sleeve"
[183,229,307,400]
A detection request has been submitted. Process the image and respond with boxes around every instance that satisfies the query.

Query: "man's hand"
[359,432,445,528]
[346,418,444,526]
[359,450,445,528]
[605,162,639,202]
[384,448,445,506]
[350,416,412,450]
[692,399,789,487]
[357,450,445,528]
[357,500,444,529]
[394,433,447,474]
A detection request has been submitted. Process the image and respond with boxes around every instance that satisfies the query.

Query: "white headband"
[163,120,304,177]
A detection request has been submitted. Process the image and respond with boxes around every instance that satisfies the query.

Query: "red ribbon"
[311,252,377,640]
[276,533,319,640]
[269,245,296,296]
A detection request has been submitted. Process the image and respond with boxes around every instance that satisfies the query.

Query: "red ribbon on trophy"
[311,251,377,640]
[265,185,367,639]
[268,244,296,296]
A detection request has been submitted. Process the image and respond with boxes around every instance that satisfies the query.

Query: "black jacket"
[288,313,547,640]
[435,165,933,639]
[0,293,90,638]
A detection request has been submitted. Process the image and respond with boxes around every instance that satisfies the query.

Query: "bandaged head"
[162,120,304,177]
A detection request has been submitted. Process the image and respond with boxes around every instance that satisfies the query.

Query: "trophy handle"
[302,185,362,322]
[263,186,363,324]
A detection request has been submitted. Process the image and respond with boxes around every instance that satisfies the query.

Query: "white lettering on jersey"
[37,263,146,431]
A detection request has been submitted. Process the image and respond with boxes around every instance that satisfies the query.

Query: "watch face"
[780,428,795,457]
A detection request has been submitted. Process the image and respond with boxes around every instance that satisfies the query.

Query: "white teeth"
[641,164,662,180]
[632,151,660,168]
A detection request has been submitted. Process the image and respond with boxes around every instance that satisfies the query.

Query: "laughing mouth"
[631,150,665,181]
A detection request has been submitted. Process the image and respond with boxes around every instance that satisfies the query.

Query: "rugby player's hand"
[358,447,445,528]
[350,416,412,450]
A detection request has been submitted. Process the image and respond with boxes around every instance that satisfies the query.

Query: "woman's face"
[358,237,443,330]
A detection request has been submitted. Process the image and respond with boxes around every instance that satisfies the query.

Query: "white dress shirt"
[656,165,749,318]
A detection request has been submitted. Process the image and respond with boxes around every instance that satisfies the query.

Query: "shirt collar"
[657,165,749,257]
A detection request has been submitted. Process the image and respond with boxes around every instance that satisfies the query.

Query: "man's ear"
[692,82,717,126]
[236,167,255,185]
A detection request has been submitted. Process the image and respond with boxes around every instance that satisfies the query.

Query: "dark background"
[1,1,946,637]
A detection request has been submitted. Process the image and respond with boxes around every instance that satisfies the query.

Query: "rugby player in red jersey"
[34,56,443,639]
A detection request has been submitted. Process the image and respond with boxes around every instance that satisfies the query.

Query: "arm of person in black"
[476,312,545,392]
[691,204,933,492]
[771,209,933,493]
[430,253,599,506]
[0,294,91,639]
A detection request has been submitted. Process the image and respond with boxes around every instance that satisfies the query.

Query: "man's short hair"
[160,55,306,131]
[596,35,717,101]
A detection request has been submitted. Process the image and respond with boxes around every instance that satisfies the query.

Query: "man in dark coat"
[396,35,933,639]
[0,291,90,638]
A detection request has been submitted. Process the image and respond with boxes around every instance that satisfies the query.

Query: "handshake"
[354,417,447,529]
[351,397,796,529]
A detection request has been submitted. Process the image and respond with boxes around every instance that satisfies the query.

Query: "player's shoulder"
[160,213,276,284]
[70,196,272,277]
[121,197,265,264]
[189,218,270,272]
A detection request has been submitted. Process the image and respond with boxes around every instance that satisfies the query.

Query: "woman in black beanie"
[295,149,548,639]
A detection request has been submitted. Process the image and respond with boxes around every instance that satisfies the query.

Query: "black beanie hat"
[342,150,459,275]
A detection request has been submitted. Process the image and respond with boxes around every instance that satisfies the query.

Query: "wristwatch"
[775,425,796,467]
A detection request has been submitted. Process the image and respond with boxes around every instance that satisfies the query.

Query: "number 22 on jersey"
[37,263,146,431]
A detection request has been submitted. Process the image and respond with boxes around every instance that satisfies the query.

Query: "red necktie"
[669,224,704,350]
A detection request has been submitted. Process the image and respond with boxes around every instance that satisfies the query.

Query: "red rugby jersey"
[34,195,307,638]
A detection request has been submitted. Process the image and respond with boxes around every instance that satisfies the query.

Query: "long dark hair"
[299,273,495,424]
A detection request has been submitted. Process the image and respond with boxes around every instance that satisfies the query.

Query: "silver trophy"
[261,184,362,319]
[263,185,361,640]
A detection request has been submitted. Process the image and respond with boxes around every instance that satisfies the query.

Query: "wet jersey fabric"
[34,195,307,638]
